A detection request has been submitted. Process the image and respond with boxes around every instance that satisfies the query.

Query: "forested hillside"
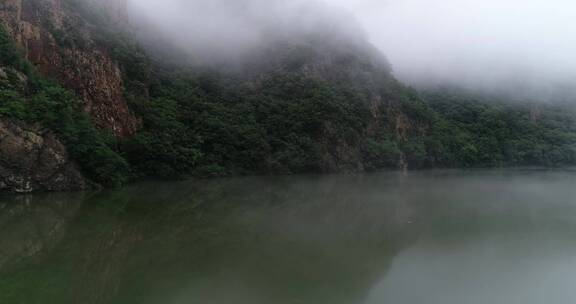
[0,0,574,192]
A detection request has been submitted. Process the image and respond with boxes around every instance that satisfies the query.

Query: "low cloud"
[127,0,365,63]
[128,0,576,99]
[330,0,576,98]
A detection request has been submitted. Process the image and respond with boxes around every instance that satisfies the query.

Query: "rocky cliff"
[0,118,86,193]
[0,0,138,137]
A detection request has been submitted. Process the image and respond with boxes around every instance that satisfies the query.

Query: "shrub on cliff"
[0,25,130,187]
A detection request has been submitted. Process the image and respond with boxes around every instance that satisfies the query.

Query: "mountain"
[0,0,574,192]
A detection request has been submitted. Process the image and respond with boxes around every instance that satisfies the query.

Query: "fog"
[332,0,576,98]
[127,0,366,63]
[128,0,576,98]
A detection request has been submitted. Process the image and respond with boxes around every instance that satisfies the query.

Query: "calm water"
[1,169,576,304]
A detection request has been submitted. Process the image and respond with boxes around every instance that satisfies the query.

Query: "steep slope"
[0,118,86,193]
[121,29,435,178]
[0,0,138,137]
[0,0,575,192]
[0,19,128,190]
[126,25,576,179]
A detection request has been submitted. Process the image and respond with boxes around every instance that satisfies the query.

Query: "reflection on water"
[1,169,576,304]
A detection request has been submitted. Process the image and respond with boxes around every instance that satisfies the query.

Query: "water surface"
[1,169,576,304]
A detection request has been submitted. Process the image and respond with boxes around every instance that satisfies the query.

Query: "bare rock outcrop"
[0,0,138,137]
[0,118,87,193]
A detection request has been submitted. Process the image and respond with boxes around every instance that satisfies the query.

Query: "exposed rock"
[0,118,87,193]
[0,0,139,137]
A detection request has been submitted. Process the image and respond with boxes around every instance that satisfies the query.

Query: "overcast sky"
[326,0,576,94]
[129,0,576,96]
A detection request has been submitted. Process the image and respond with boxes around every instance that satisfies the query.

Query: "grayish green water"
[1,169,576,304]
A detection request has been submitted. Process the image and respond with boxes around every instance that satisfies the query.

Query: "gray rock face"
[0,118,87,193]
[0,0,140,138]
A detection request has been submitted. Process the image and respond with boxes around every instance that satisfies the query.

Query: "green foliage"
[0,24,130,187]
[0,27,33,75]
[424,90,576,168]
[4,2,576,187]
[125,63,377,176]
[116,44,576,177]
[0,90,27,119]
[401,138,428,167]
[25,80,129,186]
[363,139,401,170]
[122,97,202,179]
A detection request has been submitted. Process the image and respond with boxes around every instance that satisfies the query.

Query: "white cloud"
[327,0,576,93]
[128,0,576,97]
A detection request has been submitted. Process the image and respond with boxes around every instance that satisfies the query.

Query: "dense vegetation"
[1,2,576,188]
[124,64,375,178]
[120,58,576,178]
[424,91,576,167]
[0,26,129,187]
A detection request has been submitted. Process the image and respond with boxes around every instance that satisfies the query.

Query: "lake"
[1,169,576,304]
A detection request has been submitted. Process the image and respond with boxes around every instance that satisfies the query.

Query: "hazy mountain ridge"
[0,0,574,191]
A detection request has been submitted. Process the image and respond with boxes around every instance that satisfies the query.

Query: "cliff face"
[0,118,87,193]
[0,0,138,137]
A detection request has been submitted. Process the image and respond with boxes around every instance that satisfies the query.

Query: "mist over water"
[127,0,576,100]
[2,170,576,303]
